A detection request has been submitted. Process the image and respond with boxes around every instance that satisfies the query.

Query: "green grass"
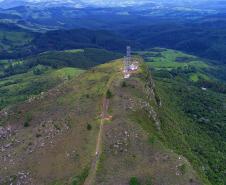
[27,48,122,69]
[0,31,32,52]
[137,48,209,70]
[0,66,84,109]
[129,177,140,185]
[0,31,32,42]
[64,49,84,53]
[51,67,83,79]
[71,167,89,185]
[154,77,226,185]
[1,53,224,184]
[136,49,226,185]
[190,73,199,82]
[189,72,210,82]
[0,59,118,184]
[0,60,8,65]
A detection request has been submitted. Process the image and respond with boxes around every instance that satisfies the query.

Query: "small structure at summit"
[123,46,139,79]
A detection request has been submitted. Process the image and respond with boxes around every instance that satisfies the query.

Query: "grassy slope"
[138,48,226,185]
[141,49,207,69]
[0,47,122,110]
[0,66,84,111]
[27,48,123,69]
[95,58,202,185]
[0,60,121,185]
[0,59,202,185]
[0,48,122,78]
[154,78,226,185]
[0,29,33,52]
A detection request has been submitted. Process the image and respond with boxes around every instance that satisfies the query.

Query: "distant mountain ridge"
[0,0,219,9]
[0,0,149,9]
[0,0,85,9]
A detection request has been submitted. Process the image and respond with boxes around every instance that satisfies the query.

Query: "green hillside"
[0,48,122,77]
[0,51,225,185]
[153,75,226,185]
[140,48,209,70]
[0,65,84,110]
[137,48,226,93]
[0,23,34,56]
[0,48,121,110]
[26,48,123,69]
[137,48,226,185]
[0,58,202,185]
[0,4,226,185]
[0,27,133,60]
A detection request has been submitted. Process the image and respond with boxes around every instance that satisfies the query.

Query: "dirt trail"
[84,62,122,185]
[83,97,109,185]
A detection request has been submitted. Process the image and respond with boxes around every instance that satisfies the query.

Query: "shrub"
[24,113,32,127]
[71,167,89,185]
[148,136,156,144]
[178,164,187,175]
[122,81,127,87]
[129,177,140,185]
[24,121,29,127]
[33,65,46,75]
[36,133,42,138]
[106,90,113,99]
[87,123,92,130]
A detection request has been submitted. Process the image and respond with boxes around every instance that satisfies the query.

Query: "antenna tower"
[126,46,131,65]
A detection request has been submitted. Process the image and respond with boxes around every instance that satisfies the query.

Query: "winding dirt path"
[84,62,122,185]
[83,97,109,185]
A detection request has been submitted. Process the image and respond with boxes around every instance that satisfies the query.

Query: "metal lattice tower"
[124,56,128,71]
[126,46,131,65]
[123,46,132,72]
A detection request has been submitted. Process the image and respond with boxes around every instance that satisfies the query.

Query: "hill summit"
[0,57,202,185]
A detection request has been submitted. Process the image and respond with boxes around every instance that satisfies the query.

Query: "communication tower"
[126,46,131,65]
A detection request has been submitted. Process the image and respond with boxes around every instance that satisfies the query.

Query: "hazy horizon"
[0,0,222,6]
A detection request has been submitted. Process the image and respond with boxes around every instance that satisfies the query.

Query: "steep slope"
[0,27,133,60]
[0,57,202,185]
[0,48,122,78]
[137,48,226,185]
[0,22,34,57]
[95,59,201,185]
[32,29,134,54]
[0,48,121,110]
[25,48,123,69]
[0,60,121,184]
[0,66,84,109]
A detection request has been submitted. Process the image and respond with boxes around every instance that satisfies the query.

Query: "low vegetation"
[0,48,122,78]
[71,168,89,185]
[95,57,202,185]
[139,49,226,185]
[26,48,122,69]
[0,66,84,110]
[0,59,123,185]
[106,90,113,99]
[0,48,225,184]
[137,49,209,70]
[129,177,140,185]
